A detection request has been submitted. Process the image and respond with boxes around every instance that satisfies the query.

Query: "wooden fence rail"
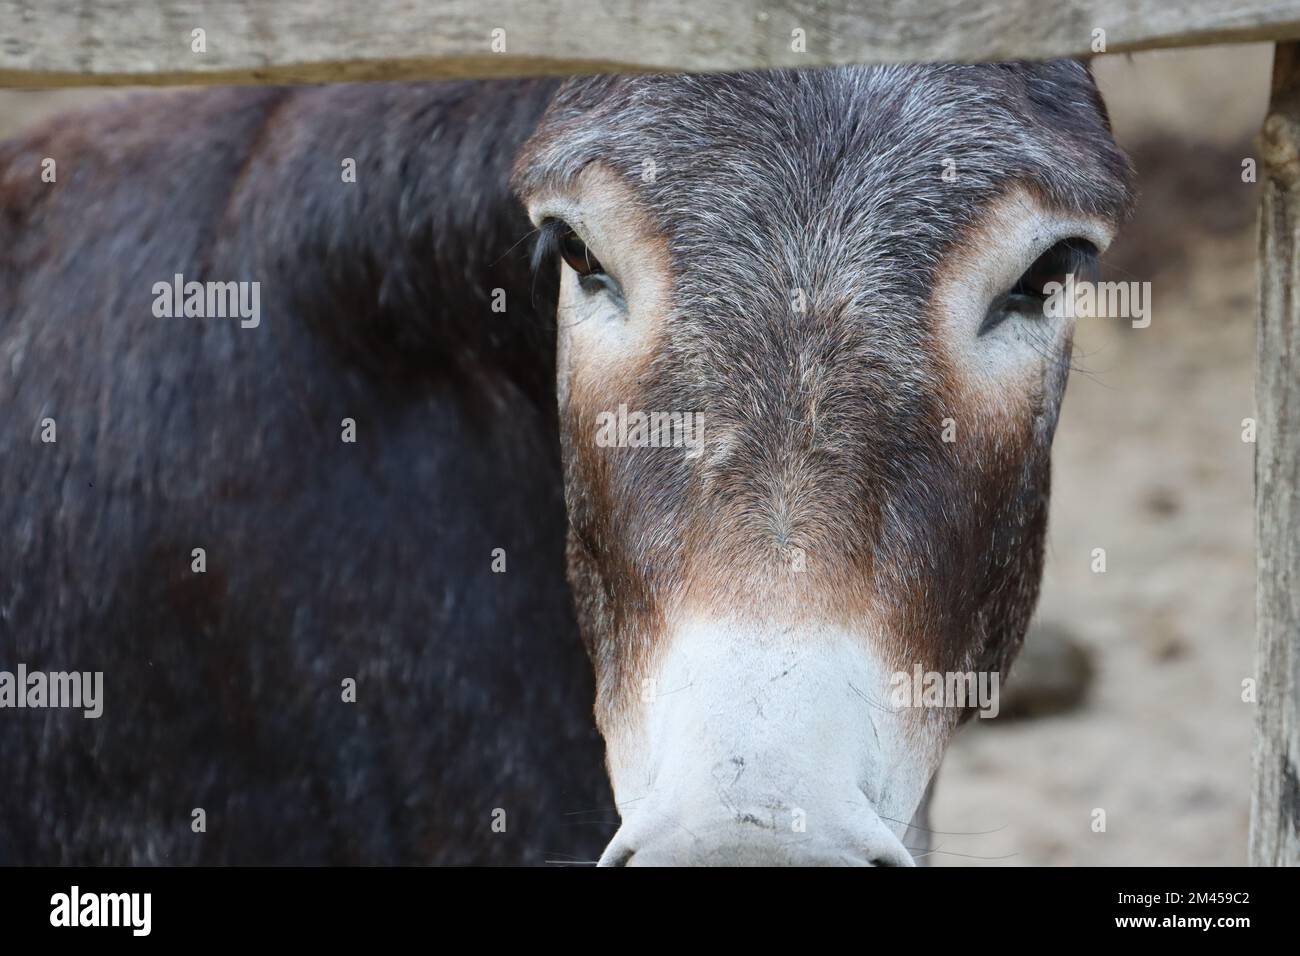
[3,0,1300,86]
[1,0,1297,866]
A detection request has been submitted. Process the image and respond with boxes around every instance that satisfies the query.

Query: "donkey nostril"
[866,842,917,867]
[605,847,636,867]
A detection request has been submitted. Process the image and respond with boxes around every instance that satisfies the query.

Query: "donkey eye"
[1012,238,1097,300]
[979,237,1098,334]
[556,224,605,278]
[536,217,626,307]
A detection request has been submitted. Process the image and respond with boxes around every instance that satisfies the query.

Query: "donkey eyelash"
[534,218,601,277]
[531,218,569,274]
[534,218,626,305]
[979,237,1099,335]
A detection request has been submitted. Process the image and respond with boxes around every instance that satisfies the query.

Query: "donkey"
[512,64,1131,865]
[0,61,1130,866]
[0,79,607,865]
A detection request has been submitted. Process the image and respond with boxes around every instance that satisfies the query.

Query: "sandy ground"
[0,44,1270,866]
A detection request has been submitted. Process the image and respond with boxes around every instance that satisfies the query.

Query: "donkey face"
[514,63,1132,865]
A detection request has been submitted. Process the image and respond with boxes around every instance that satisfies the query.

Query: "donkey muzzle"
[595,615,936,867]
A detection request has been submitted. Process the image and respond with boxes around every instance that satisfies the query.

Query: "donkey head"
[513,62,1132,866]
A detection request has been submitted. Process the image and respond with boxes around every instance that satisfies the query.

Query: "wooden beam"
[3,0,1300,88]
[1252,40,1300,868]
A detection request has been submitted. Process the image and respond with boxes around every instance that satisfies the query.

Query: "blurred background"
[0,43,1266,865]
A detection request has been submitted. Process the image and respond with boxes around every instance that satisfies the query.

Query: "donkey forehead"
[514,62,1133,277]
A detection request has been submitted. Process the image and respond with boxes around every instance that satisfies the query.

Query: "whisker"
[918,848,1018,862]
[492,224,543,269]
[879,812,1008,837]
[564,802,636,816]
[544,857,601,866]
[846,679,899,715]
[559,820,622,827]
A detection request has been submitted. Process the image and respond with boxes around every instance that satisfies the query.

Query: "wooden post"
[1252,40,1300,867]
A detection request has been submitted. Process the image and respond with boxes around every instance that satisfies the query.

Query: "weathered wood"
[3,0,1300,87]
[1251,40,1300,867]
